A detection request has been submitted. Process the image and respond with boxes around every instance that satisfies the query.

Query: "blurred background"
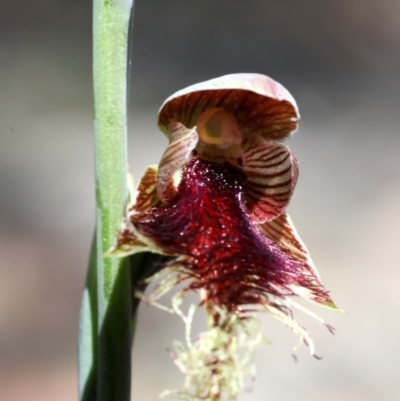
[1,0,400,400]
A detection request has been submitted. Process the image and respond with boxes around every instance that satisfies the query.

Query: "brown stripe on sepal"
[257,212,338,309]
[157,122,198,203]
[105,218,149,257]
[243,135,298,223]
[132,165,161,214]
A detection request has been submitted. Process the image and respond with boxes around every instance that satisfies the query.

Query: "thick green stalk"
[79,1,134,401]
[94,1,133,400]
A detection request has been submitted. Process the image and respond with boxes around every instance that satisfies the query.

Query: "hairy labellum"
[133,158,329,311]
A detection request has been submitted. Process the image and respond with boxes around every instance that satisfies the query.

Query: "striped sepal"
[158,74,299,141]
[105,218,148,257]
[132,165,160,214]
[157,122,198,202]
[258,212,317,276]
[243,135,298,223]
[257,213,337,308]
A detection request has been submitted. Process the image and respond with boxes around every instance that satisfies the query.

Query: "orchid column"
[79,1,134,401]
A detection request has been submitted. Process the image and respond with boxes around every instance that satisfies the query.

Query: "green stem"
[79,1,134,401]
[94,0,133,399]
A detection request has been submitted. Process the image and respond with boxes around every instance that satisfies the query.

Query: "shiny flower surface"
[109,73,338,401]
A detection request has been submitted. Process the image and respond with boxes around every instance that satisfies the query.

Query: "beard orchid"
[108,73,338,401]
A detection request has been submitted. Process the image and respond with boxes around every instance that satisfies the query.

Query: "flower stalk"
[79,1,134,401]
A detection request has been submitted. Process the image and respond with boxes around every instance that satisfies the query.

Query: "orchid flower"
[108,73,338,401]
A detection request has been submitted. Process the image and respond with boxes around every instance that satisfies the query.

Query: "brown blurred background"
[1,1,400,400]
